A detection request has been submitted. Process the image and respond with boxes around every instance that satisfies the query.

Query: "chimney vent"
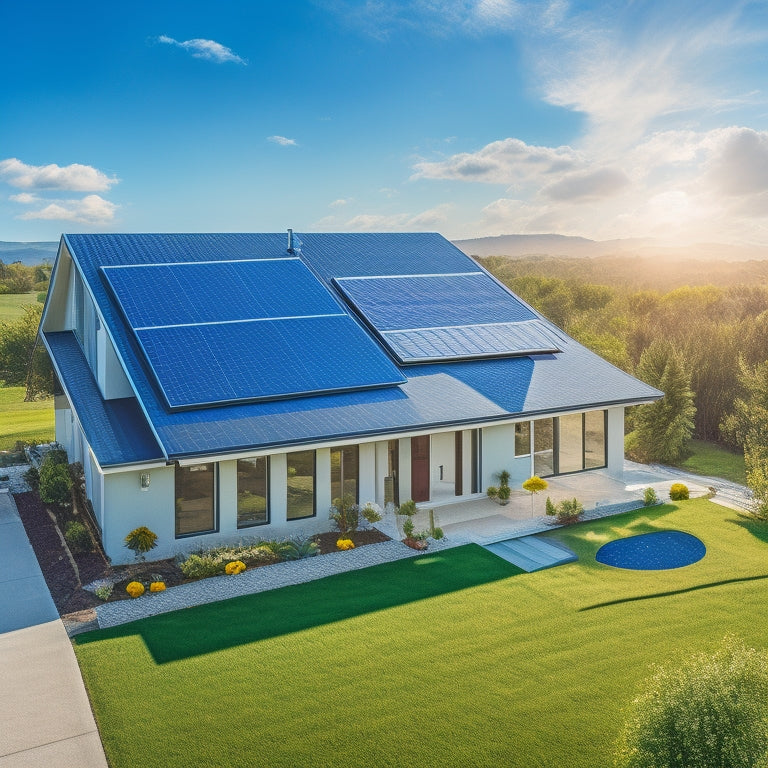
[287,228,294,254]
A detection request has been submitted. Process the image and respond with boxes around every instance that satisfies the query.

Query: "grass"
[74,499,768,768]
[0,386,54,451]
[672,438,747,485]
[0,292,40,322]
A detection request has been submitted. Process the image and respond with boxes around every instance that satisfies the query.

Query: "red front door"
[411,435,430,502]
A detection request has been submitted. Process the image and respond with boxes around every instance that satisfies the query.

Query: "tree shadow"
[74,545,523,664]
[730,516,768,545]
[579,573,768,611]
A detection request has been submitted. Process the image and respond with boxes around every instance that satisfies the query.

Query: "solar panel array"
[334,272,561,364]
[102,259,405,410]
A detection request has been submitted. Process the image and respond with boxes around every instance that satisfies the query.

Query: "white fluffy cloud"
[0,158,118,192]
[267,135,297,146]
[317,204,452,232]
[17,194,117,224]
[157,35,246,64]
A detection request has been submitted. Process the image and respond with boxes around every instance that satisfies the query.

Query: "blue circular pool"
[596,531,705,570]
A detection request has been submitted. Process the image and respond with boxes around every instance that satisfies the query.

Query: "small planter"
[403,537,428,551]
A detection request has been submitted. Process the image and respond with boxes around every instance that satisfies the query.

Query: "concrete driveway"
[0,489,107,767]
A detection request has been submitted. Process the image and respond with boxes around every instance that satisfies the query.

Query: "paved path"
[0,490,107,768]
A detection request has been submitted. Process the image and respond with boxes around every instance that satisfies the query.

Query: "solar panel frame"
[380,321,562,364]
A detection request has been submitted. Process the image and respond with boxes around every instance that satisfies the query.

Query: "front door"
[411,435,430,502]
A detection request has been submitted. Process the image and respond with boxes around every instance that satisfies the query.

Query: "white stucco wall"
[481,423,516,489]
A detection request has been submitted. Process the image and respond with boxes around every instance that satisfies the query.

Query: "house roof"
[43,232,662,467]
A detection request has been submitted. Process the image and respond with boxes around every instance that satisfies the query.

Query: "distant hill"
[452,234,768,262]
[0,241,58,266]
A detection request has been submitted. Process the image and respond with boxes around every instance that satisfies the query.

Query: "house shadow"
[74,545,523,664]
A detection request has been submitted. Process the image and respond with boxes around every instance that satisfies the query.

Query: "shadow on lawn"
[579,573,768,611]
[74,545,523,664]
[730,517,768,545]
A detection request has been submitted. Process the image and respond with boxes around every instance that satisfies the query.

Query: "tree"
[615,636,768,768]
[722,358,768,518]
[0,303,52,396]
[630,340,696,463]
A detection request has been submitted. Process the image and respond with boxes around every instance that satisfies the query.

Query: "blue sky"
[2,0,768,244]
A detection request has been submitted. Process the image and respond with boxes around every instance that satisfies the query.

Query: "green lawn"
[673,438,747,485]
[0,386,54,451]
[0,292,40,322]
[74,500,768,768]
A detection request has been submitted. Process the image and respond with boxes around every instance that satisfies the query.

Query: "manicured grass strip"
[671,438,746,485]
[0,386,54,451]
[74,502,768,768]
[0,292,40,322]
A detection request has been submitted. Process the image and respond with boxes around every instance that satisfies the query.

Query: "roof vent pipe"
[287,228,294,254]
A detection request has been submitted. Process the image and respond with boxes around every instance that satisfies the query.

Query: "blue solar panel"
[381,321,561,363]
[102,259,341,329]
[334,273,537,331]
[135,316,406,409]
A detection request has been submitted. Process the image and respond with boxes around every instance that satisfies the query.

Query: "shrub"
[669,483,689,501]
[545,496,556,516]
[522,475,548,494]
[39,461,72,505]
[23,465,39,490]
[402,517,415,539]
[496,469,511,487]
[180,553,226,579]
[615,635,768,768]
[546,497,584,523]
[44,447,69,466]
[149,581,166,592]
[282,537,320,560]
[329,494,360,536]
[431,527,444,540]
[497,485,511,501]
[398,499,417,516]
[360,502,383,523]
[486,485,499,499]
[124,526,158,562]
[126,581,145,598]
[643,487,659,506]
[94,583,113,601]
[224,560,246,575]
[64,520,93,554]
[336,538,355,550]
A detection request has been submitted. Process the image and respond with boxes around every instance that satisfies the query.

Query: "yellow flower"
[225,560,246,575]
[126,581,145,598]
[149,581,166,592]
[336,538,355,550]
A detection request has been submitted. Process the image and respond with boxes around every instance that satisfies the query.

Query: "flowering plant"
[150,581,166,592]
[225,560,246,575]
[126,581,145,598]
[336,538,355,550]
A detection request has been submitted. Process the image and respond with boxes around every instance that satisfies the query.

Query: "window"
[514,421,531,457]
[533,418,555,477]
[386,439,399,505]
[330,445,359,504]
[558,413,584,474]
[175,463,217,537]
[287,450,315,520]
[237,457,269,528]
[584,410,607,469]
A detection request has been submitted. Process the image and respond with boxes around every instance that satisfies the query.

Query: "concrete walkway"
[0,490,107,768]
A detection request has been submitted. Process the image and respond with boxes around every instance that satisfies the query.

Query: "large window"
[175,463,217,537]
[287,450,315,520]
[533,418,555,477]
[515,421,531,457]
[584,410,607,469]
[330,445,358,504]
[558,413,584,474]
[237,457,269,528]
[532,411,607,477]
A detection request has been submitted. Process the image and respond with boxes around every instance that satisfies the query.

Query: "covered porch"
[404,461,715,544]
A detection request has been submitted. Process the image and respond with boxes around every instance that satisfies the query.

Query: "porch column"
[606,407,625,480]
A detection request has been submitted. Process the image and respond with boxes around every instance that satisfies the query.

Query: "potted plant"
[497,484,511,505]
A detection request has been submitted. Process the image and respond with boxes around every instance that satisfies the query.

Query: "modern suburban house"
[39,232,661,564]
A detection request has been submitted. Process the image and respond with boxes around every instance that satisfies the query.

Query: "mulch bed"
[14,490,391,619]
